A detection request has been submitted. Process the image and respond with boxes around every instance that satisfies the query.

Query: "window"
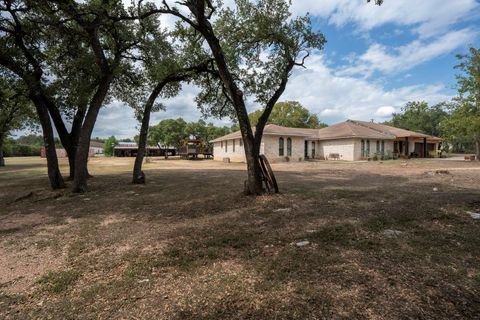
[233,139,235,152]
[381,140,385,154]
[240,139,243,147]
[287,138,292,156]
[376,140,380,153]
[279,137,284,156]
[221,141,223,148]
[225,140,228,152]
[361,140,365,157]
[366,140,370,157]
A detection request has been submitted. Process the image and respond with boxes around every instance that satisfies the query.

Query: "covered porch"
[393,136,441,158]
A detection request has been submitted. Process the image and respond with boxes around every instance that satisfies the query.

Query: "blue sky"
[26,0,480,139]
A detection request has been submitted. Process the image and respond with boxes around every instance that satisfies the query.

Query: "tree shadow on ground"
[1,166,480,319]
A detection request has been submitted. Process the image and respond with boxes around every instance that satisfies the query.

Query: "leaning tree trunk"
[476,139,480,161]
[72,77,112,193]
[31,96,65,189]
[243,137,264,195]
[237,109,264,195]
[0,141,5,167]
[195,18,264,195]
[66,143,92,180]
[132,83,164,184]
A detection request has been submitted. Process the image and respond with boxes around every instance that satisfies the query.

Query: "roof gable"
[210,120,442,143]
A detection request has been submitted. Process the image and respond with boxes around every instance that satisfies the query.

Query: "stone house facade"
[210,120,442,162]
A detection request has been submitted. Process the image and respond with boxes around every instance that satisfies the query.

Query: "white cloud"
[375,106,396,117]
[291,0,479,38]
[21,0,466,139]
[281,54,452,124]
[92,84,232,139]
[87,53,453,138]
[338,28,478,77]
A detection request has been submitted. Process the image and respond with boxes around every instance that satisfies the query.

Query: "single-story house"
[210,120,442,162]
[40,140,103,158]
[90,141,104,155]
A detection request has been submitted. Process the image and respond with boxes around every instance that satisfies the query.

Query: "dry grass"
[1,156,480,319]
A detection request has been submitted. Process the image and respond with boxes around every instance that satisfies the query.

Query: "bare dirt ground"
[1,156,479,319]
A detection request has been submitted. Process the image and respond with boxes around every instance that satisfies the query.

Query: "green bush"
[3,143,41,157]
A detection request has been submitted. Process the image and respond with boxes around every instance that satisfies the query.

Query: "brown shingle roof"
[315,121,395,140]
[210,120,442,142]
[90,141,105,148]
[210,124,318,143]
[348,120,442,141]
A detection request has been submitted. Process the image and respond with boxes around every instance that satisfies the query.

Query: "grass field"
[1,156,480,319]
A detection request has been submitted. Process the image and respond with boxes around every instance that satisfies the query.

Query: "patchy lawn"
[1,157,480,319]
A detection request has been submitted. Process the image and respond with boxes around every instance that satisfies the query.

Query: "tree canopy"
[149,118,230,148]
[248,101,327,129]
[443,47,480,159]
[0,75,36,166]
[387,101,447,137]
[149,118,188,149]
[103,136,119,157]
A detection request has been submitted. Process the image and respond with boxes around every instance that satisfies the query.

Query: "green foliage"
[103,136,119,157]
[149,118,188,148]
[249,101,327,128]
[149,118,230,148]
[3,139,42,157]
[0,76,36,144]
[37,270,80,294]
[191,0,326,119]
[14,135,44,146]
[443,47,480,156]
[390,101,448,136]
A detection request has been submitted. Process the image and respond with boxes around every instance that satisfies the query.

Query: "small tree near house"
[443,47,480,161]
[0,76,36,167]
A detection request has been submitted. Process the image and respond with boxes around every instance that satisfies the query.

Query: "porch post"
[423,137,427,158]
[405,137,409,156]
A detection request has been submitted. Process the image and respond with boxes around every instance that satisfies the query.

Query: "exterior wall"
[213,136,436,162]
[213,135,306,163]
[355,138,395,160]
[213,139,246,162]
[91,147,104,155]
[319,139,356,161]
[262,135,305,163]
[305,140,319,159]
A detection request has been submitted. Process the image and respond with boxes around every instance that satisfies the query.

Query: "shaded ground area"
[1,157,480,319]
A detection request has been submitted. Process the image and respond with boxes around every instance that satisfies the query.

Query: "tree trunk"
[71,123,94,193]
[67,150,76,180]
[49,104,87,180]
[66,144,92,180]
[195,17,264,195]
[132,68,207,184]
[72,76,112,193]
[243,136,264,195]
[132,83,164,184]
[0,141,5,167]
[476,139,480,161]
[31,96,65,189]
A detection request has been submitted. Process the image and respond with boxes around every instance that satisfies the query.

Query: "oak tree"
[0,75,36,166]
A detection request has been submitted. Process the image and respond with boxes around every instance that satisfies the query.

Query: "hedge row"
[3,144,42,157]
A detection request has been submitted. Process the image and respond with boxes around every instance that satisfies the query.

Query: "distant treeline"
[4,135,105,157]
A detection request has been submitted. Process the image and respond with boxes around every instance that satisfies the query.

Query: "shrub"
[3,143,41,157]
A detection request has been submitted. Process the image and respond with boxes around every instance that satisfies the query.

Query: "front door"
[304,141,308,159]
